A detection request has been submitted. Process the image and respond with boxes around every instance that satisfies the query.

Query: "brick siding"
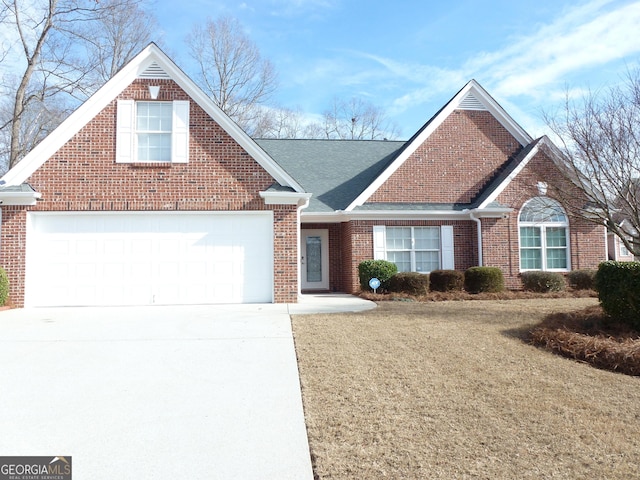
[1,79,298,306]
[369,111,521,204]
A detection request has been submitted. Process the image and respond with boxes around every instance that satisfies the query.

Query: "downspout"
[469,210,483,266]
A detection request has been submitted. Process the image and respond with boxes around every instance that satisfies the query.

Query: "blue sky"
[154,0,640,139]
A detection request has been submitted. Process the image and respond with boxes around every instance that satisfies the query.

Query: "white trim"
[260,191,312,206]
[346,80,532,211]
[1,43,304,192]
[0,191,42,206]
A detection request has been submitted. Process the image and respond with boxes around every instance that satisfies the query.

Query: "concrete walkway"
[0,294,374,480]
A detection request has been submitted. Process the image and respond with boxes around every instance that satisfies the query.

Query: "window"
[519,197,569,271]
[620,238,631,257]
[136,102,172,161]
[116,99,189,163]
[373,226,454,273]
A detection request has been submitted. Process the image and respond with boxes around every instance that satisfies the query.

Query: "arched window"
[519,197,570,271]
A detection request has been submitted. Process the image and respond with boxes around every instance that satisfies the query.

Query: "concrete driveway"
[0,296,374,479]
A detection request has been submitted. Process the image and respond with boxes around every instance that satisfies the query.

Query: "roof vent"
[458,92,486,111]
[138,61,170,79]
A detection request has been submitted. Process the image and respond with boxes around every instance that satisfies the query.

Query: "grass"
[292,298,640,479]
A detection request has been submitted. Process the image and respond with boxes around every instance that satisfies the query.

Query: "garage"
[25,211,274,307]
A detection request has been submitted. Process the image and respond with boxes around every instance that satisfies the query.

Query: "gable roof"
[345,79,533,211]
[1,43,304,192]
[257,139,404,212]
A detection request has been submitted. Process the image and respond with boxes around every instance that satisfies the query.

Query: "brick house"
[0,44,606,307]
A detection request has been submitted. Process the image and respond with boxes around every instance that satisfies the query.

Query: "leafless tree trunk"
[0,0,156,172]
[186,16,277,132]
[545,68,640,256]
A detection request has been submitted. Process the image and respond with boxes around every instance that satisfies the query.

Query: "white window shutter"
[172,100,190,163]
[441,225,455,269]
[116,100,135,163]
[373,225,386,260]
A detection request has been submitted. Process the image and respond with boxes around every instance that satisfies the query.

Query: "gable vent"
[458,93,487,111]
[138,61,171,79]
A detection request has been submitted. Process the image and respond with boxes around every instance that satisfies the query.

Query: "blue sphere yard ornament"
[369,277,381,293]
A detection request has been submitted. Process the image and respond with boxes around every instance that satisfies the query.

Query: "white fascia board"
[477,141,542,209]
[1,43,304,193]
[301,209,473,223]
[466,207,513,218]
[0,191,42,206]
[260,191,311,205]
[346,80,533,211]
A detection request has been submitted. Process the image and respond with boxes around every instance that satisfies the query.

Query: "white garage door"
[25,211,274,307]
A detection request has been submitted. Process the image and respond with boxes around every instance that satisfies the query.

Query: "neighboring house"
[0,44,606,307]
[607,219,637,261]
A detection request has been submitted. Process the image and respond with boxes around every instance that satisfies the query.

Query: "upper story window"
[136,102,172,161]
[519,197,570,271]
[116,99,189,163]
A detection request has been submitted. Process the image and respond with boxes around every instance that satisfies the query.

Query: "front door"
[301,229,329,290]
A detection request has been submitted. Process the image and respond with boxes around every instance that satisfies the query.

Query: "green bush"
[567,269,597,290]
[0,267,8,306]
[388,272,430,296]
[594,261,640,329]
[521,271,566,292]
[464,266,505,294]
[429,269,464,292]
[358,259,398,292]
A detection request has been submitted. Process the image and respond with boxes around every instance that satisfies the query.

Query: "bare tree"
[316,97,400,140]
[186,16,277,132]
[545,68,640,256]
[79,0,158,88]
[0,0,156,172]
[250,105,310,139]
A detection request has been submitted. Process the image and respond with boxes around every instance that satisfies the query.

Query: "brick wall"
[487,150,606,289]
[369,110,521,204]
[0,207,28,305]
[1,78,298,305]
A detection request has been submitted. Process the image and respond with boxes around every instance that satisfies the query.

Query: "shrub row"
[357,260,609,296]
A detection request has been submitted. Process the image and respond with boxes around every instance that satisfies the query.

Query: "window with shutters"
[116,100,189,163]
[374,226,453,273]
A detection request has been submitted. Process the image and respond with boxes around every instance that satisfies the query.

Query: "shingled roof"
[256,139,404,212]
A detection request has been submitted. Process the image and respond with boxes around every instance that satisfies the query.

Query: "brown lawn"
[292,298,640,479]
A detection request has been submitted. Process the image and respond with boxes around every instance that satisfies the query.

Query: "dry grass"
[292,298,640,479]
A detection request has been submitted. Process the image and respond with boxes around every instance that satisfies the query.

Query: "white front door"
[301,229,329,290]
